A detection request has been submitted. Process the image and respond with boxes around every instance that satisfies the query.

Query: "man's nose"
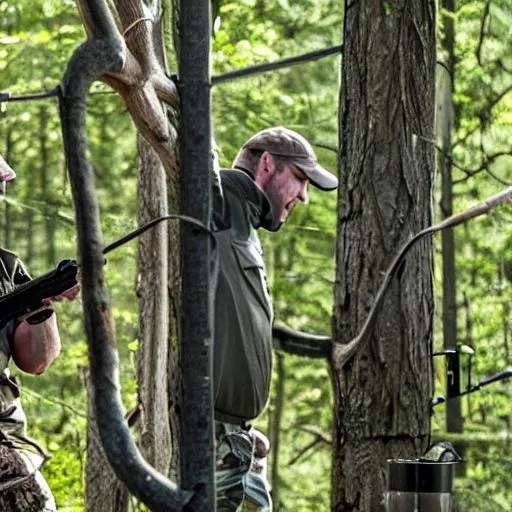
[299,181,309,204]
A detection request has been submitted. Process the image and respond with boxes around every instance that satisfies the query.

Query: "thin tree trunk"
[165,0,183,484]
[39,106,56,265]
[499,259,510,366]
[498,259,511,433]
[26,210,34,266]
[3,130,14,248]
[462,293,473,421]
[178,0,215,505]
[85,374,130,512]
[136,134,172,473]
[438,0,463,434]
[331,1,436,510]
[269,351,285,511]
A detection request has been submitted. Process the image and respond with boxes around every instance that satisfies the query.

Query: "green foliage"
[1,0,511,509]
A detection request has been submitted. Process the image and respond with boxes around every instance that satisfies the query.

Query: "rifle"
[0,213,211,329]
[0,259,78,328]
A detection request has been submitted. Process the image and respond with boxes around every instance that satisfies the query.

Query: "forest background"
[0,0,511,510]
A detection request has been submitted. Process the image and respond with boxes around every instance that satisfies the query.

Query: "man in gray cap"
[0,155,78,511]
[212,127,337,511]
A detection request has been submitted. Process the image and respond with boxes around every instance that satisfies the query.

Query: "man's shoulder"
[220,169,256,192]
[0,247,19,261]
[220,169,267,207]
[0,248,20,277]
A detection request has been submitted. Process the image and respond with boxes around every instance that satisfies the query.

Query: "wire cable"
[0,44,344,103]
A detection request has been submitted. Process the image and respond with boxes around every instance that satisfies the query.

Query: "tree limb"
[59,12,190,512]
[332,188,512,371]
[75,0,179,173]
[272,324,331,358]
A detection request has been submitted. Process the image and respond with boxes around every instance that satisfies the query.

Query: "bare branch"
[76,0,123,41]
[453,151,512,186]
[75,0,179,173]
[332,188,512,370]
[476,0,491,67]
[287,438,323,466]
[273,324,331,358]
[287,426,331,466]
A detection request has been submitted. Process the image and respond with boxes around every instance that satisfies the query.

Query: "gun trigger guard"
[21,307,55,325]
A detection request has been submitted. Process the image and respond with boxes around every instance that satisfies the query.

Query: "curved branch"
[332,188,512,370]
[60,38,191,511]
[272,324,331,358]
[77,0,123,41]
[76,0,179,172]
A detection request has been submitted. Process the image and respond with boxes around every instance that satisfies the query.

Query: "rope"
[0,86,60,104]
[122,17,153,38]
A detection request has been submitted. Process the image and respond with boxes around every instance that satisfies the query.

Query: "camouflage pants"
[0,434,56,512]
[215,422,272,512]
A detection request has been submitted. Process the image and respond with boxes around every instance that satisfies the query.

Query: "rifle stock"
[0,260,79,328]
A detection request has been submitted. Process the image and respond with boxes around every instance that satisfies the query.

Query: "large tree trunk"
[331,2,436,510]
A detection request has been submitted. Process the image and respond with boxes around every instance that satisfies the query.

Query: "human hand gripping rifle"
[0,214,211,329]
[0,259,79,328]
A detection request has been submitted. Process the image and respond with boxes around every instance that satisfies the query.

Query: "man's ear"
[254,151,275,189]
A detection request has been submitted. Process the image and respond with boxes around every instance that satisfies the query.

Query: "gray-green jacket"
[0,248,32,436]
[213,170,274,424]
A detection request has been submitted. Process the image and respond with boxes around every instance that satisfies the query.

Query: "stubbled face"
[259,157,309,231]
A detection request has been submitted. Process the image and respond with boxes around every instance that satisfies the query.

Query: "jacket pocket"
[231,240,272,318]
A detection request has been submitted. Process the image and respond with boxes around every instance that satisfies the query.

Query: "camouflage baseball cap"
[241,126,338,191]
[0,154,16,182]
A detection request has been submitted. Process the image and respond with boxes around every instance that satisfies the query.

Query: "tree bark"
[136,134,172,474]
[331,1,436,510]
[269,352,285,511]
[133,0,181,482]
[85,373,130,512]
[178,1,215,508]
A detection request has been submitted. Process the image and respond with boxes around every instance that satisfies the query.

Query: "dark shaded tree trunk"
[3,130,14,248]
[85,374,130,512]
[462,293,473,421]
[269,351,285,511]
[438,0,463,434]
[39,106,56,266]
[331,1,436,510]
[178,1,215,508]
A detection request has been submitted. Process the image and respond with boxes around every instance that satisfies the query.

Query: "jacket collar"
[221,170,273,229]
